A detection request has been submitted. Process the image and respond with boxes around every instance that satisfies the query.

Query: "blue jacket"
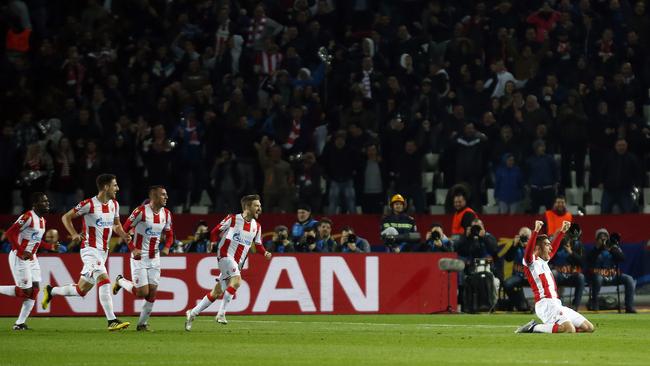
[494,156,524,203]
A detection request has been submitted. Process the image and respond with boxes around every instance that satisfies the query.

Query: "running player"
[515,220,595,334]
[0,192,58,330]
[112,185,174,331]
[184,194,271,330]
[41,174,131,331]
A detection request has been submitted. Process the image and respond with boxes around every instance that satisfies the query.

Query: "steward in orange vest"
[544,195,572,235]
[451,193,477,236]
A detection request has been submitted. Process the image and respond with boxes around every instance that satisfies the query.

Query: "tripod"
[436,258,465,314]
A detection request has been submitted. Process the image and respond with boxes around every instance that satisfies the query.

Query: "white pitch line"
[198,319,516,328]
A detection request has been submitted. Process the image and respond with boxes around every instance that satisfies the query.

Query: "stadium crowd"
[1,0,650,219]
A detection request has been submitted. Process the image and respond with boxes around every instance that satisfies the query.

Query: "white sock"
[218,287,236,316]
[98,283,116,321]
[532,323,557,333]
[191,294,216,317]
[118,278,134,293]
[16,299,35,324]
[138,300,154,325]
[52,284,81,297]
[0,285,17,296]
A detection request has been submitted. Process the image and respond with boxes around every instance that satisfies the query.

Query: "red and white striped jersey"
[73,196,119,251]
[5,210,46,258]
[522,230,565,302]
[211,214,265,265]
[523,254,559,302]
[123,204,173,259]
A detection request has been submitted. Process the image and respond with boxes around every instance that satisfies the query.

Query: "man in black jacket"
[598,139,642,213]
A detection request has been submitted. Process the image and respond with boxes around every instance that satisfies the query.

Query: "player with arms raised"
[185,194,271,330]
[112,185,174,331]
[515,220,595,334]
[0,192,58,330]
[41,174,131,331]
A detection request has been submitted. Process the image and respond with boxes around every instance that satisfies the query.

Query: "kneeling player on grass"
[185,194,271,330]
[515,220,595,334]
[112,185,174,331]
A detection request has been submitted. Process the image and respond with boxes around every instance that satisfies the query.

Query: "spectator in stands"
[291,203,318,245]
[357,143,386,214]
[264,225,294,253]
[321,130,358,214]
[550,223,586,310]
[19,142,53,211]
[450,189,477,239]
[380,194,420,253]
[450,122,487,205]
[494,153,524,214]
[423,222,453,253]
[587,228,636,313]
[316,217,336,252]
[293,152,323,214]
[598,139,643,214]
[185,221,210,253]
[502,226,532,312]
[39,229,66,254]
[557,90,588,189]
[337,226,370,253]
[525,139,558,214]
[210,150,242,214]
[0,124,19,214]
[255,136,294,213]
[393,139,427,213]
[544,195,573,235]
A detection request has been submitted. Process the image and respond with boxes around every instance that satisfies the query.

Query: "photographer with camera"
[380,194,420,253]
[295,226,324,252]
[290,204,318,246]
[423,222,452,252]
[337,226,370,253]
[455,218,499,267]
[264,225,295,253]
[503,227,532,312]
[184,220,210,253]
[587,228,636,313]
[549,223,585,310]
[455,218,499,312]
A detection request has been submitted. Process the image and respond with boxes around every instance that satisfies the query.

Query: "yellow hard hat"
[390,194,405,205]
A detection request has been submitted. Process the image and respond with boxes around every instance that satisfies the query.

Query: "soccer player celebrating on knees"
[0,193,58,330]
[112,185,174,331]
[41,174,132,331]
[185,194,271,330]
[515,220,595,334]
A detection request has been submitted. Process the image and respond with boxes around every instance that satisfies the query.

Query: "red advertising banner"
[2,214,648,246]
[0,253,457,316]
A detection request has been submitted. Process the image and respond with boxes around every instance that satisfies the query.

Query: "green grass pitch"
[0,314,647,365]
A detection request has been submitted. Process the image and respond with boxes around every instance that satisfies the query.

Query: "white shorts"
[535,298,587,327]
[130,256,161,287]
[80,247,109,284]
[217,257,241,289]
[9,250,41,289]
